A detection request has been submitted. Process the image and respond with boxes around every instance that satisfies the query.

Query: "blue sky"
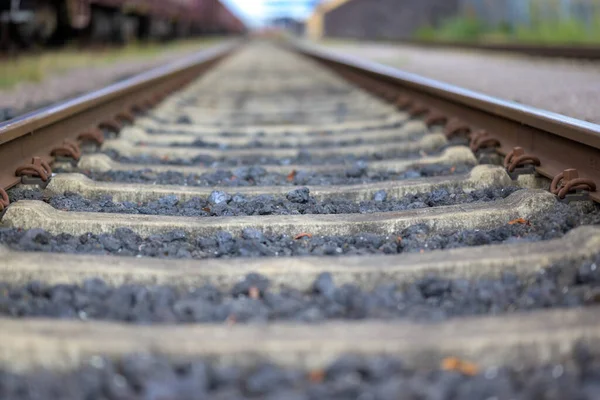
[222,0,318,27]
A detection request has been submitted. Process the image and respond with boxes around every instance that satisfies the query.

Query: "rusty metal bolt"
[15,157,53,182]
[99,119,122,133]
[551,169,597,199]
[51,139,82,161]
[130,104,146,114]
[503,147,541,173]
[444,118,471,138]
[408,103,430,118]
[469,130,501,152]
[116,110,135,124]
[78,128,105,146]
[425,111,448,127]
[396,96,413,110]
[0,188,9,212]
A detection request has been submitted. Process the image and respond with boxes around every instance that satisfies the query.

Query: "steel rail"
[0,40,241,193]
[291,40,600,202]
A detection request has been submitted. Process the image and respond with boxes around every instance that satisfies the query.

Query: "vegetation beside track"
[0,38,223,90]
[415,15,600,45]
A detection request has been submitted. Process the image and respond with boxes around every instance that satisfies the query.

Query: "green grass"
[0,38,222,90]
[415,15,600,46]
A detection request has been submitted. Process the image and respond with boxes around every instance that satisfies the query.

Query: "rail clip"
[407,103,429,118]
[396,96,413,110]
[51,140,82,165]
[15,157,53,188]
[0,188,9,214]
[469,130,501,153]
[99,118,123,134]
[424,111,448,128]
[551,169,597,203]
[78,128,105,146]
[444,118,471,138]
[503,147,540,180]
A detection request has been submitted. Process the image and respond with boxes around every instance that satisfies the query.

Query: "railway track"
[1,40,600,398]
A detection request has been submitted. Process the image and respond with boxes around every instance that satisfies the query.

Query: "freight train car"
[0,0,244,48]
[195,0,245,35]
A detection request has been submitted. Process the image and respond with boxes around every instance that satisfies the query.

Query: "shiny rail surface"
[0,40,599,398]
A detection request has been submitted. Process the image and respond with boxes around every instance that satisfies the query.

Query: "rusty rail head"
[0,40,239,192]
[290,40,600,203]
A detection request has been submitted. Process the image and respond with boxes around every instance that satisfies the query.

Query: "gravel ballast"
[8,186,520,217]
[1,344,600,399]
[102,147,434,167]
[79,163,471,187]
[164,133,423,150]
[1,201,599,260]
[1,252,600,324]
[145,121,404,137]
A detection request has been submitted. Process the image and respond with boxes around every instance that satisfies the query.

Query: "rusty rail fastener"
[408,103,430,118]
[396,96,413,110]
[424,111,448,127]
[116,110,135,124]
[130,103,146,113]
[0,188,9,213]
[444,118,471,138]
[51,140,82,162]
[551,169,597,202]
[15,157,53,188]
[504,147,541,171]
[99,119,123,133]
[78,128,105,146]
[469,130,501,152]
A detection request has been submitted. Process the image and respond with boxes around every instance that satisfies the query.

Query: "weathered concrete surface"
[2,190,556,237]
[77,144,475,174]
[116,120,427,146]
[0,307,599,372]
[0,225,597,291]
[46,165,511,203]
[101,133,447,159]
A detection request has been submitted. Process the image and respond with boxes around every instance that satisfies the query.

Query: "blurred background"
[3,0,600,50]
[2,0,599,122]
[266,0,600,45]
